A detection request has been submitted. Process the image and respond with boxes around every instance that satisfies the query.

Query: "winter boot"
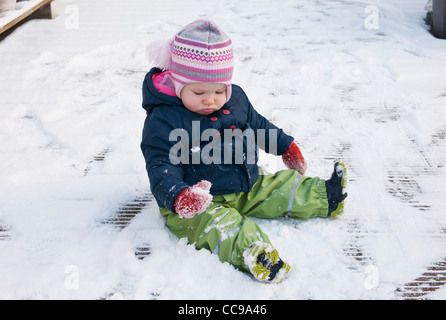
[243,241,291,283]
[325,162,348,217]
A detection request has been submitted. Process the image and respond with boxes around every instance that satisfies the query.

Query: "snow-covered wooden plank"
[0,0,57,35]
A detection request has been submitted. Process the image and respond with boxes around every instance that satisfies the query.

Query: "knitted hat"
[147,20,234,101]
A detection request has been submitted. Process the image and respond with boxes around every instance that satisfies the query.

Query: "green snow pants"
[159,169,329,272]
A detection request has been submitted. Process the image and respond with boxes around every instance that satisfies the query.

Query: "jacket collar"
[142,67,183,113]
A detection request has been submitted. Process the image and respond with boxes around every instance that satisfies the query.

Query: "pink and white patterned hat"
[171,20,233,101]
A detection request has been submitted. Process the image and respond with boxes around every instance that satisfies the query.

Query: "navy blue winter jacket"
[141,67,294,212]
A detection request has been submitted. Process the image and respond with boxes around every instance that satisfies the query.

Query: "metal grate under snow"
[395,258,446,299]
[0,223,11,241]
[386,167,435,212]
[325,141,357,182]
[101,192,154,262]
[84,148,109,176]
[102,193,154,230]
[342,218,373,269]
[134,244,151,260]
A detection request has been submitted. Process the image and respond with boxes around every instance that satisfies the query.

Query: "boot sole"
[244,241,292,283]
[337,161,348,189]
[331,162,348,217]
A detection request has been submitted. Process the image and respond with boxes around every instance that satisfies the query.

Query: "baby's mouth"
[201,108,215,114]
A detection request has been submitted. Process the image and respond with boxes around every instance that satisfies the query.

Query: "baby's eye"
[216,90,225,94]
[193,91,204,95]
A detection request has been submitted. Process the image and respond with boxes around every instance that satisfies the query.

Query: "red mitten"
[282,141,307,175]
[173,180,213,218]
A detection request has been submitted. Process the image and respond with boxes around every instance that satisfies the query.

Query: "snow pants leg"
[159,169,328,272]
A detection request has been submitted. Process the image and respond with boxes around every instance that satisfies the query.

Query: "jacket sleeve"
[241,89,294,155]
[140,110,189,212]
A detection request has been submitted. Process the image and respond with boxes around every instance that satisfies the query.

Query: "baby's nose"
[203,97,214,105]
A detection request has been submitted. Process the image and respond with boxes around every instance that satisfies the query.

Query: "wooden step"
[0,0,58,35]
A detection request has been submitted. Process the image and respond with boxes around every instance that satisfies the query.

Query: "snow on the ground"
[0,0,446,299]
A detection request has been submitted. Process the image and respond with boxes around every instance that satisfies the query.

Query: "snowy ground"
[1,0,446,300]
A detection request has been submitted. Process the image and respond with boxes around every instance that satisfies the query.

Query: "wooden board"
[0,0,56,35]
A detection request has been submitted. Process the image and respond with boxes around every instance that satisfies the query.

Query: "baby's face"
[181,82,227,116]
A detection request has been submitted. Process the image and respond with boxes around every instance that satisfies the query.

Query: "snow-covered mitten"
[243,241,292,283]
[325,162,348,217]
[282,140,307,175]
[173,180,213,219]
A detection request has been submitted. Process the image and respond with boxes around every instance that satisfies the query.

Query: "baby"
[141,19,347,283]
